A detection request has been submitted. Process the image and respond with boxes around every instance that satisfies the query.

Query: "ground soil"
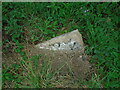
[24,44,94,79]
[2,44,95,88]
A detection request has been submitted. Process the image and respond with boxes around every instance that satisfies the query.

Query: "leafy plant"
[2,2,119,88]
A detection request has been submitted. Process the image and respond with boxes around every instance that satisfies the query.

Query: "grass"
[2,2,120,88]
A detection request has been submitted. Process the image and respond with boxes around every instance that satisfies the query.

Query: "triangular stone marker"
[35,29,84,51]
[26,30,93,79]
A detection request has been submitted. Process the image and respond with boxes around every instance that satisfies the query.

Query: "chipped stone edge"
[35,29,84,51]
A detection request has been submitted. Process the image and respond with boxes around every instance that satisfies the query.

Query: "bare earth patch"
[2,30,96,88]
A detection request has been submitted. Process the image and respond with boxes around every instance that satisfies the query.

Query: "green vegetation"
[2,2,120,88]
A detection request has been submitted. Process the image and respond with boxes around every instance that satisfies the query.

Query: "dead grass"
[2,44,100,88]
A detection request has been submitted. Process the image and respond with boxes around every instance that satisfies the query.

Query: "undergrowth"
[2,2,120,88]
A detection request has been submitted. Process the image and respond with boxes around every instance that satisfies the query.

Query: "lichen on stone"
[49,39,82,51]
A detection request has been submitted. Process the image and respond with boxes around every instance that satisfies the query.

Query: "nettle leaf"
[15,48,20,53]
[12,64,19,70]
[4,73,13,80]
[108,71,119,79]
[112,52,118,57]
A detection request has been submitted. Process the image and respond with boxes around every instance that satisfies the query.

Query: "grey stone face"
[36,29,84,51]
[49,39,82,51]
[25,30,92,79]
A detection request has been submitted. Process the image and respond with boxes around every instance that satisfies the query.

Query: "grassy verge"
[2,2,120,88]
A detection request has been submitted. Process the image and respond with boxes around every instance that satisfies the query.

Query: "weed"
[2,2,119,88]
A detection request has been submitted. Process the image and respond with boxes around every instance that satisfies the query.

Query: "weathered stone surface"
[35,29,84,51]
[25,47,91,78]
[25,30,93,79]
